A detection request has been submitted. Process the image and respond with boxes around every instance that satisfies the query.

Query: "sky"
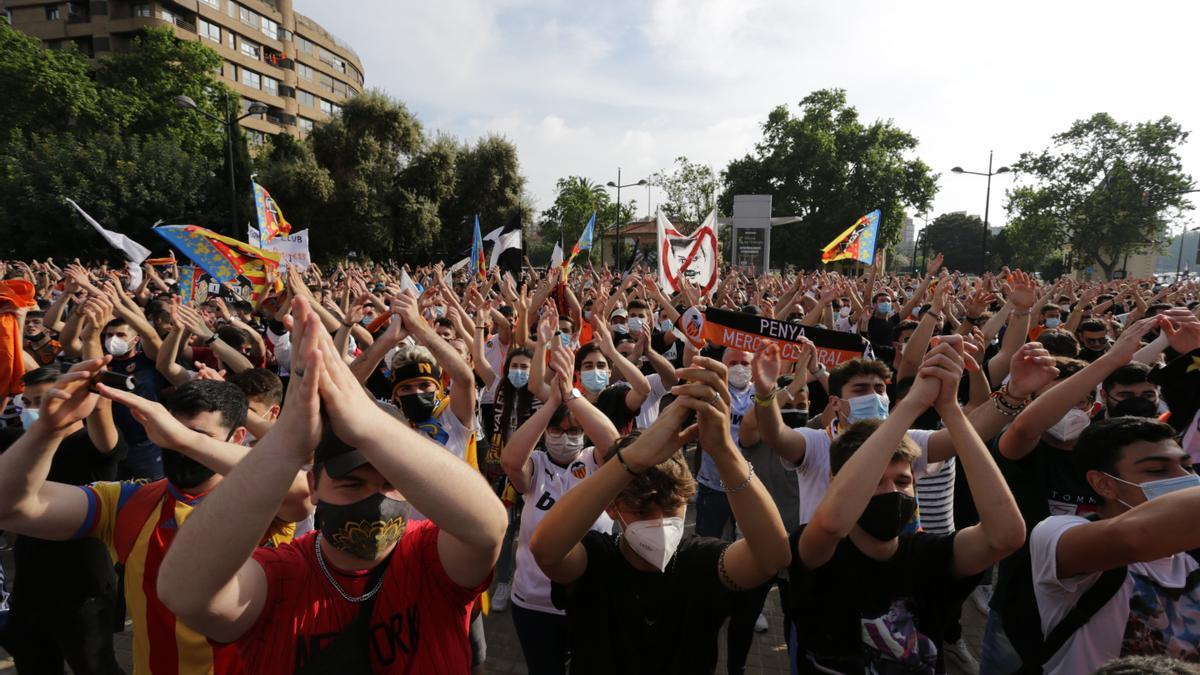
[297,0,1200,236]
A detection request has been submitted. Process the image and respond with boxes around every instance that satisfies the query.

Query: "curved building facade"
[1,0,364,140]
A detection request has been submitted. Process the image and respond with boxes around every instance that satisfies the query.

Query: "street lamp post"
[951,150,1010,273]
[606,168,647,272]
[174,92,268,237]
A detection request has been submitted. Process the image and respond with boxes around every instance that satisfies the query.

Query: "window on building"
[262,76,278,96]
[199,18,220,42]
[318,73,333,93]
[247,130,266,146]
[296,35,313,54]
[46,5,61,20]
[132,4,150,18]
[158,8,176,23]
[260,17,277,39]
[199,0,219,8]
[296,62,313,81]
[332,80,347,96]
[319,98,333,115]
[239,37,260,59]
[239,5,257,26]
[225,61,237,79]
[299,118,314,133]
[241,69,260,89]
[297,89,314,107]
[227,0,237,18]
[347,86,357,97]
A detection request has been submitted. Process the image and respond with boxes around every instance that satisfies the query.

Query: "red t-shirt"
[235,520,487,674]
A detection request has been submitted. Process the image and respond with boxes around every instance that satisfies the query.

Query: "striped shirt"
[74,480,291,674]
[915,458,957,535]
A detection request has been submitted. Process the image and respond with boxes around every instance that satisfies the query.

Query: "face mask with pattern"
[317,492,411,561]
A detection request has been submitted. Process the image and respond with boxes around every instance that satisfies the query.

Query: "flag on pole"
[821,209,881,265]
[154,224,282,301]
[656,208,719,295]
[65,198,151,264]
[563,212,596,281]
[399,268,424,294]
[469,215,487,282]
[484,217,524,277]
[549,242,563,270]
[251,180,292,243]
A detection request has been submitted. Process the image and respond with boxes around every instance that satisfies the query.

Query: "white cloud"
[297,0,1200,232]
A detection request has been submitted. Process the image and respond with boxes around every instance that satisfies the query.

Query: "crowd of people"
[0,251,1197,674]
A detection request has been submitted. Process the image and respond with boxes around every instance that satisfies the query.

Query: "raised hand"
[36,357,111,434]
[1108,316,1159,362]
[925,252,945,277]
[1007,342,1059,399]
[752,342,782,395]
[1158,309,1200,355]
[1006,270,1038,310]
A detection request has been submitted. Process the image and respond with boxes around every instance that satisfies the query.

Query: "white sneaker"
[492,582,511,612]
[754,612,769,633]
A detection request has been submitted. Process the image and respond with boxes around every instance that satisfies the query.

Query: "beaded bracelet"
[720,462,756,494]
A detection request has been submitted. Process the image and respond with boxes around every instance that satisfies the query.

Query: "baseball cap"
[314,428,369,479]
[610,308,628,320]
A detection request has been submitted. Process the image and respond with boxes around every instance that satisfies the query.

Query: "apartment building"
[1,0,364,140]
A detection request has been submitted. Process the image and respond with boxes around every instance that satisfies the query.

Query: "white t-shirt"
[512,448,613,614]
[1031,514,1200,674]
[782,426,933,525]
[635,373,670,430]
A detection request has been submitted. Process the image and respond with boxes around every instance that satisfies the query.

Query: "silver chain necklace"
[314,533,386,603]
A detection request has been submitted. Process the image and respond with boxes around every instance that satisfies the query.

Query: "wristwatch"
[565,387,584,402]
[204,334,218,345]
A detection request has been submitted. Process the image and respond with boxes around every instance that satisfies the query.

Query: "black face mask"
[162,449,217,490]
[1079,347,1107,362]
[317,492,410,560]
[1109,396,1159,419]
[857,491,918,541]
[780,409,809,428]
[396,392,438,422]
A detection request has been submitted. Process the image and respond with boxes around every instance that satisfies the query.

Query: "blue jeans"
[980,608,1022,675]
[119,440,163,481]
[511,604,568,675]
[695,484,735,540]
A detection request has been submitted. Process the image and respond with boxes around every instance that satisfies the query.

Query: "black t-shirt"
[109,351,167,444]
[595,382,637,435]
[0,425,126,600]
[553,531,732,675]
[991,435,1101,655]
[867,314,900,349]
[787,527,973,674]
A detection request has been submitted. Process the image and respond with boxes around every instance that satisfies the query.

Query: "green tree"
[651,156,718,225]
[438,134,530,257]
[0,25,237,258]
[534,176,635,264]
[1005,113,1192,278]
[720,89,937,268]
[922,212,986,273]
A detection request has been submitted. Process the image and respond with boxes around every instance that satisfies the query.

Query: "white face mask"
[544,432,585,464]
[104,336,132,357]
[839,306,852,318]
[1046,407,1091,442]
[620,513,686,572]
[727,364,752,390]
[627,316,645,335]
